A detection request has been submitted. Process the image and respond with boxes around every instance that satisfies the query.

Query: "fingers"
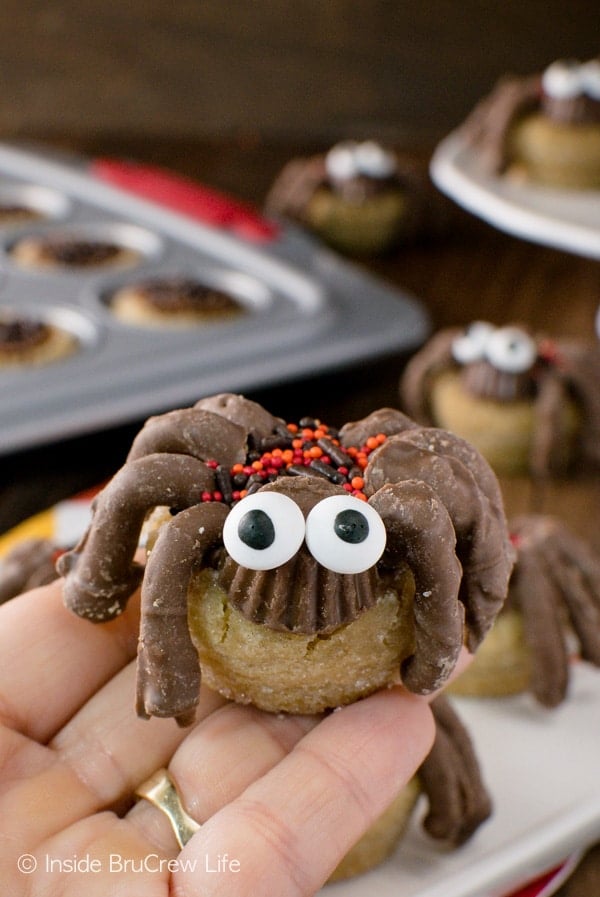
[21,687,432,897]
[0,662,225,849]
[128,702,319,853]
[173,687,434,897]
[0,579,141,741]
[129,654,470,863]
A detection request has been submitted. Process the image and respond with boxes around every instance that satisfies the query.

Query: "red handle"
[91,157,279,242]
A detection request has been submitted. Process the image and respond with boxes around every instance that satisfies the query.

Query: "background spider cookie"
[460,57,600,189]
[449,515,600,707]
[400,320,599,477]
[265,139,441,256]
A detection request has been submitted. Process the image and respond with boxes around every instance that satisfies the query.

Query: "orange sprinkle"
[346,446,358,457]
[272,447,283,457]
[302,427,314,440]
[231,463,244,474]
[351,476,364,490]
[251,460,264,471]
[313,427,326,440]
[282,449,294,463]
[357,457,368,469]
[308,445,323,459]
[365,436,379,450]
[287,423,298,433]
[292,438,303,450]
[239,489,248,499]
[354,491,368,501]
[376,433,387,445]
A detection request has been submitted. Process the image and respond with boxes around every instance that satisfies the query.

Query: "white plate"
[323,662,600,897]
[430,131,600,260]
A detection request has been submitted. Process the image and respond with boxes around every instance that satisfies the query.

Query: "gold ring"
[135,768,201,849]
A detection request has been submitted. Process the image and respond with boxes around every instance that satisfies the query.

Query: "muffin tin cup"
[0,181,72,224]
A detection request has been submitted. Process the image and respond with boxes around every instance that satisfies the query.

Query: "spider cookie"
[9,234,140,270]
[461,57,600,189]
[265,140,436,255]
[59,392,513,718]
[0,312,78,367]
[400,321,599,477]
[59,393,506,875]
[450,515,600,707]
[109,277,245,328]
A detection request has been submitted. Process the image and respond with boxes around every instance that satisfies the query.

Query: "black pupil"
[334,509,369,544]
[238,509,275,551]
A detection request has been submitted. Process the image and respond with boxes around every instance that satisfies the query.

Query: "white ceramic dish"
[324,662,600,897]
[430,131,600,260]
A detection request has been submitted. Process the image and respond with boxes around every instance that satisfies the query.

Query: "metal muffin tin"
[0,141,429,455]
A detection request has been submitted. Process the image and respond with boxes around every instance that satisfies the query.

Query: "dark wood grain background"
[1,1,599,146]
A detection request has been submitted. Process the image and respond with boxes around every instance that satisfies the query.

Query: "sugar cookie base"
[449,610,532,698]
[429,370,579,475]
[188,567,415,715]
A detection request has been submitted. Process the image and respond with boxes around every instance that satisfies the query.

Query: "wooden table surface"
[0,137,598,540]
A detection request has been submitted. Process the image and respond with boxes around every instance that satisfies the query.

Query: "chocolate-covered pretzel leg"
[0,538,58,604]
[399,328,460,424]
[552,530,600,665]
[338,406,418,448]
[58,454,216,621]
[460,73,541,174]
[369,481,463,693]
[127,408,247,467]
[420,695,492,845]
[562,342,600,468]
[511,515,600,668]
[530,374,574,478]
[366,430,513,652]
[194,392,288,445]
[510,542,568,707]
[137,501,228,726]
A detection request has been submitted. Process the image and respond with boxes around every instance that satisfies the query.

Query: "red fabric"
[507,864,565,897]
[91,158,279,242]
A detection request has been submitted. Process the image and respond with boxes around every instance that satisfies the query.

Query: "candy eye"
[325,142,360,181]
[222,492,305,571]
[484,326,537,374]
[451,321,495,365]
[354,141,396,178]
[542,59,583,99]
[305,495,386,574]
